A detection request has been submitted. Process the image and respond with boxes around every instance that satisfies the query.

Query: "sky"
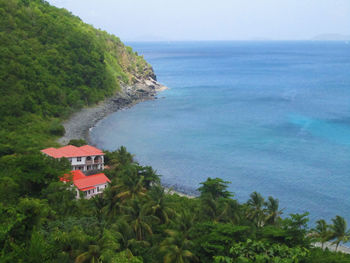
[47,0,350,41]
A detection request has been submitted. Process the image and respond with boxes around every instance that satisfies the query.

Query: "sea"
[91,41,350,223]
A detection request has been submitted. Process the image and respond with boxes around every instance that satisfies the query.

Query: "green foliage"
[198,177,232,200]
[49,120,66,136]
[68,139,88,147]
[330,216,350,251]
[214,239,309,263]
[301,248,350,263]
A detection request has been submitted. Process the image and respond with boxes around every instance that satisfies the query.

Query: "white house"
[61,170,110,199]
[42,145,110,199]
[41,145,105,172]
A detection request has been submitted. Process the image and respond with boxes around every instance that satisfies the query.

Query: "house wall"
[69,155,104,171]
[79,183,108,199]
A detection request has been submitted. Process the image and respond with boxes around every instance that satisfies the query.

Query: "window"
[77,157,82,162]
[88,190,90,194]
[97,187,100,192]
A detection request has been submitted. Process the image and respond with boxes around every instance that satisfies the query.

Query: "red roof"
[60,170,86,182]
[60,171,110,191]
[41,145,104,158]
[74,173,110,191]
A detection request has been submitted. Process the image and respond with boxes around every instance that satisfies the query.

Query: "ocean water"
[91,41,350,223]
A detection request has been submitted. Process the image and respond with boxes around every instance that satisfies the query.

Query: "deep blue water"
[91,41,350,223]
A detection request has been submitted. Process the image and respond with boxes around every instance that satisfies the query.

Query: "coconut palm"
[216,198,241,224]
[112,165,146,202]
[110,219,147,257]
[312,219,332,249]
[91,194,106,223]
[122,199,159,241]
[102,184,122,220]
[264,196,283,225]
[246,191,266,227]
[330,215,350,251]
[139,166,161,190]
[160,230,197,263]
[147,184,175,224]
[175,210,196,238]
[200,194,221,222]
[106,146,135,172]
[116,146,134,166]
[75,245,101,263]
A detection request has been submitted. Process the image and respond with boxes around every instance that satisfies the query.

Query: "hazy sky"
[47,0,350,41]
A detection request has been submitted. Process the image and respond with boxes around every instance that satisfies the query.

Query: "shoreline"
[58,77,167,145]
[58,78,197,198]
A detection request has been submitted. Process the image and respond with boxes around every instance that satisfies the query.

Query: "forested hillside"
[1,0,350,262]
[0,0,154,153]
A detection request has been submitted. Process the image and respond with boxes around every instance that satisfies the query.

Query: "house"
[41,145,105,172]
[61,170,110,199]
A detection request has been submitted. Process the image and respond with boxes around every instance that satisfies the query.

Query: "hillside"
[0,0,156,153]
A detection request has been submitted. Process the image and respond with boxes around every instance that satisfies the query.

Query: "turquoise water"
[91,41,350,222]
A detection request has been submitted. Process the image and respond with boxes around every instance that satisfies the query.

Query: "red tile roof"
[60,170,86,182]
[41,145,104,158]
[74,173,110,191]
[60,171,110,191]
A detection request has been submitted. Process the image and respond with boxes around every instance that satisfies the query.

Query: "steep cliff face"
[0,0,163,152]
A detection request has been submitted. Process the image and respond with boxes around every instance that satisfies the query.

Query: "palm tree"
[139,166,161,190]
[110,219,151,258]
[200,193,220,222]
[264,196,283,225]
[75,245,101,263]
[216,198,241,224]
[102,184,122,221]
[198,177,232,200]
[160,230,197,263]
[312,219,332,249]
[175,210,196,238]
[112,165,146,202]
[106,146,134,172]
[122,199,159,241]
[246,191,265,227]
[147,184,175,224]
[91,194,106,223]
[330,215,350,251]
[116,146,134,167]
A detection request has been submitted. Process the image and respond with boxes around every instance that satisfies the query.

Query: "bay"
[91,41,350,223]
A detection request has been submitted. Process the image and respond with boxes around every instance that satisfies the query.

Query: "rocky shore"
[58,77,167,145]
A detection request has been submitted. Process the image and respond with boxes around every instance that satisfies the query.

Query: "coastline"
[58,77,167,145]
[57,77,197,198]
